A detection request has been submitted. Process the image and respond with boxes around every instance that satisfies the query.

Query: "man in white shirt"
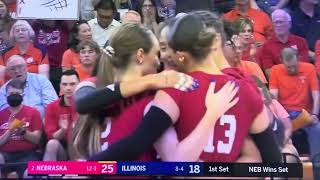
[88,0,121,47]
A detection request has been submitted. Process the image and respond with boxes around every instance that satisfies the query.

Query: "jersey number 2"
[101,120,112,151]
[204,115,236,154]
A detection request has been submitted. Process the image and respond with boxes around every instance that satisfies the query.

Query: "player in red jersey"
[71,23,161,160]
[84,18,260,163]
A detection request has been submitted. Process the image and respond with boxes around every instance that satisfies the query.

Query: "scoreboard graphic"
[27,161,303,178]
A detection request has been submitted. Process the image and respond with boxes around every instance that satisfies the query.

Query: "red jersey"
[100,93,157,161]
[222,67,260,93]
[163,71,263,162]
[0,106,43,152]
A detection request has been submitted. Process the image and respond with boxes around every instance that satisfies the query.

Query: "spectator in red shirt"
[43,69,79,161]
[0,78,43,178]
[258,9,310,77]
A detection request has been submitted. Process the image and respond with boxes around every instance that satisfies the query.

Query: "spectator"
[258,9,310,77]
[223,0,273,44]
[61,21,92,71]
[233,18,260,64]
[121,10,142,23]
[43,70,79,161]
[315,40,320,75]
[74,40,100,81]
[0,78,43,178]
[269,47,320,157]
[155,0,176,19]
[80,0,96,21]
[138,0,161,33]
[223,20,268,84]
[0,0,13,54]
[0,55,58,119]
[32,20,70,94]
[88,0,121,48]
[0,20,50,78]
[290,0,320,61]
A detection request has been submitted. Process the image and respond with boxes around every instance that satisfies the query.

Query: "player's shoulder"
[221,67,248,80]
[116,94,154,120]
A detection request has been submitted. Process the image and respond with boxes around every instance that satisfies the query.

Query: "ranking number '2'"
[204,115,236,154]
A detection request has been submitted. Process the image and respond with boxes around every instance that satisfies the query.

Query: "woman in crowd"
[138,0,161,33]
[1,20,50,78]
[74,40,100,81]
[233,18,261,64]
[70,23,233,160]
[222,20,267,84]
[61,21,92,71]
[86,13,281,163]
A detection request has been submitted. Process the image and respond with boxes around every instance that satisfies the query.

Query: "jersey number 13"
[204,115,236,154]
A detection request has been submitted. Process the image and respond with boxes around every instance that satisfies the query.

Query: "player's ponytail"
[70,114,102,159]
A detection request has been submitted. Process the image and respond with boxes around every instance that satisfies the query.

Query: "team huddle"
[72,11,282,165]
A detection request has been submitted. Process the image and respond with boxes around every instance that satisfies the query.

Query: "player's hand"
[154,70,199,92]
[205,81,239,118]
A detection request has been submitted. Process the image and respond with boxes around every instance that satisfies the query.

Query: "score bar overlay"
[27,161,303,177]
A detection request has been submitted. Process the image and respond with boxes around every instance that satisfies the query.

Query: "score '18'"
[189,165,200,174]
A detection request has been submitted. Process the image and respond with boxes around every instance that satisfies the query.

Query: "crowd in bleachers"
[0,0,320,178]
